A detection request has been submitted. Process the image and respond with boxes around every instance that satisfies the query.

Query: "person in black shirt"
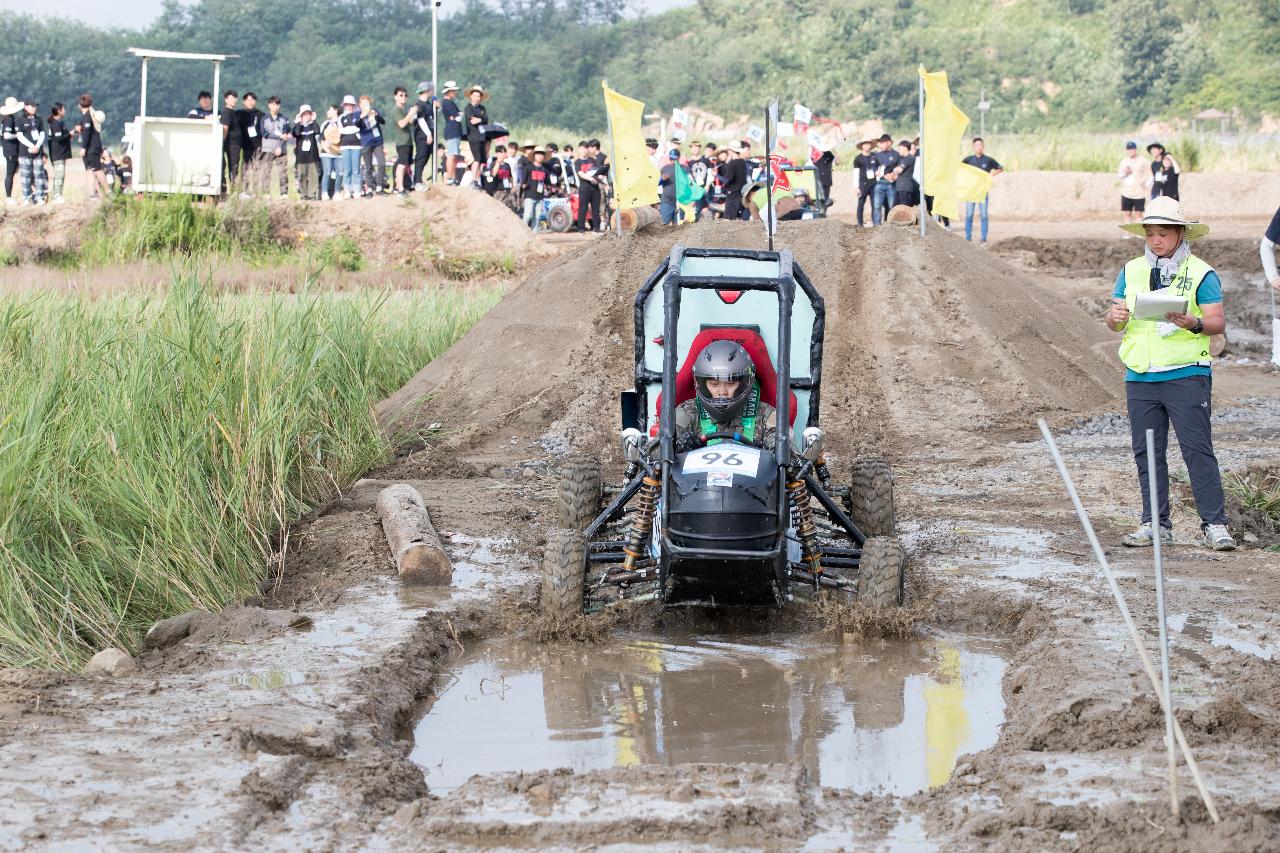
[220,90,240,192]
[1147,143,1180,201]
[409,83,434,191]
[871,134,901,225]
[237,92,265,195]
[575,140,605,233]
[719,144,749,221]
[893,140,916,208]
[521,147,550,231]
[813,142,835,211]
[687,141,713,220]
[851,140,876,227]
[46,103,72,203]
[118,155,133,193]
[463,85,489,187]
[16,100,48,205]
[293,105,321,200]
[960,137,1003,245]
[1,97,21,206]
[77,94,109,200]
[187,91,214,119]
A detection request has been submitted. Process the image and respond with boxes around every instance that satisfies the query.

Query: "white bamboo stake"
[1038,419,1219,823]
[1146,428,1180,820]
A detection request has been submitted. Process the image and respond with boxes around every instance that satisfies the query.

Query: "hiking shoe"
[53,194,64,204]
[1201,524,1236,551]
[1122,522,1173,548]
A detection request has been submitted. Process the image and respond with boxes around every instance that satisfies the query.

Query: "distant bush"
[315,234,365,271]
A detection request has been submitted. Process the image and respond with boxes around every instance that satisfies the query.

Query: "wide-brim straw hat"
[0,97,21,116]
[1119,196,1209,240]
[465,85,487,101]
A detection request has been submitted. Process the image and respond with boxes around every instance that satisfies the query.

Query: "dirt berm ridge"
[378,218,1121,463]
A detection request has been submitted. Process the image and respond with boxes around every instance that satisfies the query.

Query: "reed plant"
[0,274,500,669]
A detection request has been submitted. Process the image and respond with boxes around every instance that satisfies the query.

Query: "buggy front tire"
[558,458,603,529]
[857,536,905,608]
[849,458,896,537]
[541,529,588,618]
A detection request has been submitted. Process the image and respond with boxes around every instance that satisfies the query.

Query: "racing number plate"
[682,445,761,477]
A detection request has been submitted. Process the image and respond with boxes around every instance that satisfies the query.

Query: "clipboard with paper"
[1134,291,1188,321]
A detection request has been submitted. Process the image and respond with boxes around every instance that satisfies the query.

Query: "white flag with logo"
[793,103,812,125]
[670,107,689,141]
[747,124,765,143]
[806,129,823,148]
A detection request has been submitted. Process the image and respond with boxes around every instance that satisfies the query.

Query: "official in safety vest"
[1105,196,1235,551]
[675,340,779,452]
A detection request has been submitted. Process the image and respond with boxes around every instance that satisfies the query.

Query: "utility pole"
[978,89,991,138]
[432,0,440,183]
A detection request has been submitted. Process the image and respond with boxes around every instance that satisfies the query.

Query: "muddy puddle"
[410,631,1007,795]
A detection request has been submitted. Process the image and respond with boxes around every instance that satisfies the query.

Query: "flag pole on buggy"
[765,99,778,251]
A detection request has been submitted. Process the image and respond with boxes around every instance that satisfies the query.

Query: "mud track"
[2,220,1278,851]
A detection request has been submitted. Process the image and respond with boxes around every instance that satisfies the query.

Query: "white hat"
[342,94,357,106]
[0,97,21,116]
[297,104,314,115]
[441,80,459,93]
[1119,196,1209,240]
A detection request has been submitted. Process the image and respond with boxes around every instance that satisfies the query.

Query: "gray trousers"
[1127,374,1226,528]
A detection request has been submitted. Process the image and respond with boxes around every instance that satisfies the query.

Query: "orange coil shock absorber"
[622,474,661,573]
[787,478,824,583]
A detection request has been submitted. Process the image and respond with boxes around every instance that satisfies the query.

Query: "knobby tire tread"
[858,536,906,608]
[558,459,603,529]
[541,529,587,618]
[850,459,896,538]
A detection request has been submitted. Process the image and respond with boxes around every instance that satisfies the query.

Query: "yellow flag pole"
[603,79,621,237]
[918,73,926,239]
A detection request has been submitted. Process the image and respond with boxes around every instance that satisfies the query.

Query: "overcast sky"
[7,0,694,30]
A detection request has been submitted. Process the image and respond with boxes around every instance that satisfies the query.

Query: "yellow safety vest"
[1118,254,1213,374]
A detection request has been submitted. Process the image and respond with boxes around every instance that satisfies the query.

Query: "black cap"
[878,133,892,142]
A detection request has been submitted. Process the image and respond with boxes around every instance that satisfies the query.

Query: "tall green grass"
[57,194,290,269]
[0,275,501,669]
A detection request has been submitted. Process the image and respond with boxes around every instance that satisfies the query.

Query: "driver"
[674,340,778,451]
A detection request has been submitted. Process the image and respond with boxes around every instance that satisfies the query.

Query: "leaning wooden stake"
[1038,420,1219,823]
[375,484,452,585]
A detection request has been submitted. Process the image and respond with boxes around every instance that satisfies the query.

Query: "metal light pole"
[978,89,991,138]
[431,0,440,183]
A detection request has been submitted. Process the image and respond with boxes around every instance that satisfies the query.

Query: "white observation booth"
[128,47,239,195]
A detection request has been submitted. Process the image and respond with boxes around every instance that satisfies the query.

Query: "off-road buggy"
[542,245,903,616]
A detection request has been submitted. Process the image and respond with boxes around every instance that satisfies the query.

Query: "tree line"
[2,0,1274,142]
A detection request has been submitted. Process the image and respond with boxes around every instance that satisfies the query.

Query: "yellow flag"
[955,162,994,203]
[918,66,970,220]
[602,82,660,210]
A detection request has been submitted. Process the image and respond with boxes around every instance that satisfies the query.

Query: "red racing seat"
[651,328,798,435]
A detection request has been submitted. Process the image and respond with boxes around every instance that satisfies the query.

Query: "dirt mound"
[293,185,552,268]
[378,219,1122,464]
[993,236,1265,278]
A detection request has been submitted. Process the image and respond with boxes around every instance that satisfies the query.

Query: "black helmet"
[693,340,756,424]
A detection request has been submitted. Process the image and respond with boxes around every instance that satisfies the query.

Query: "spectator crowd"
[2,83,1183,246]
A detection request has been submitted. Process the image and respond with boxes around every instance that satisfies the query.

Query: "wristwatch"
[1190,318,1204,334]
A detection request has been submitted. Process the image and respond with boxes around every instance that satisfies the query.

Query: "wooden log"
[375,484,452,585]
[887,204,918,226]
[618,204,663,232]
